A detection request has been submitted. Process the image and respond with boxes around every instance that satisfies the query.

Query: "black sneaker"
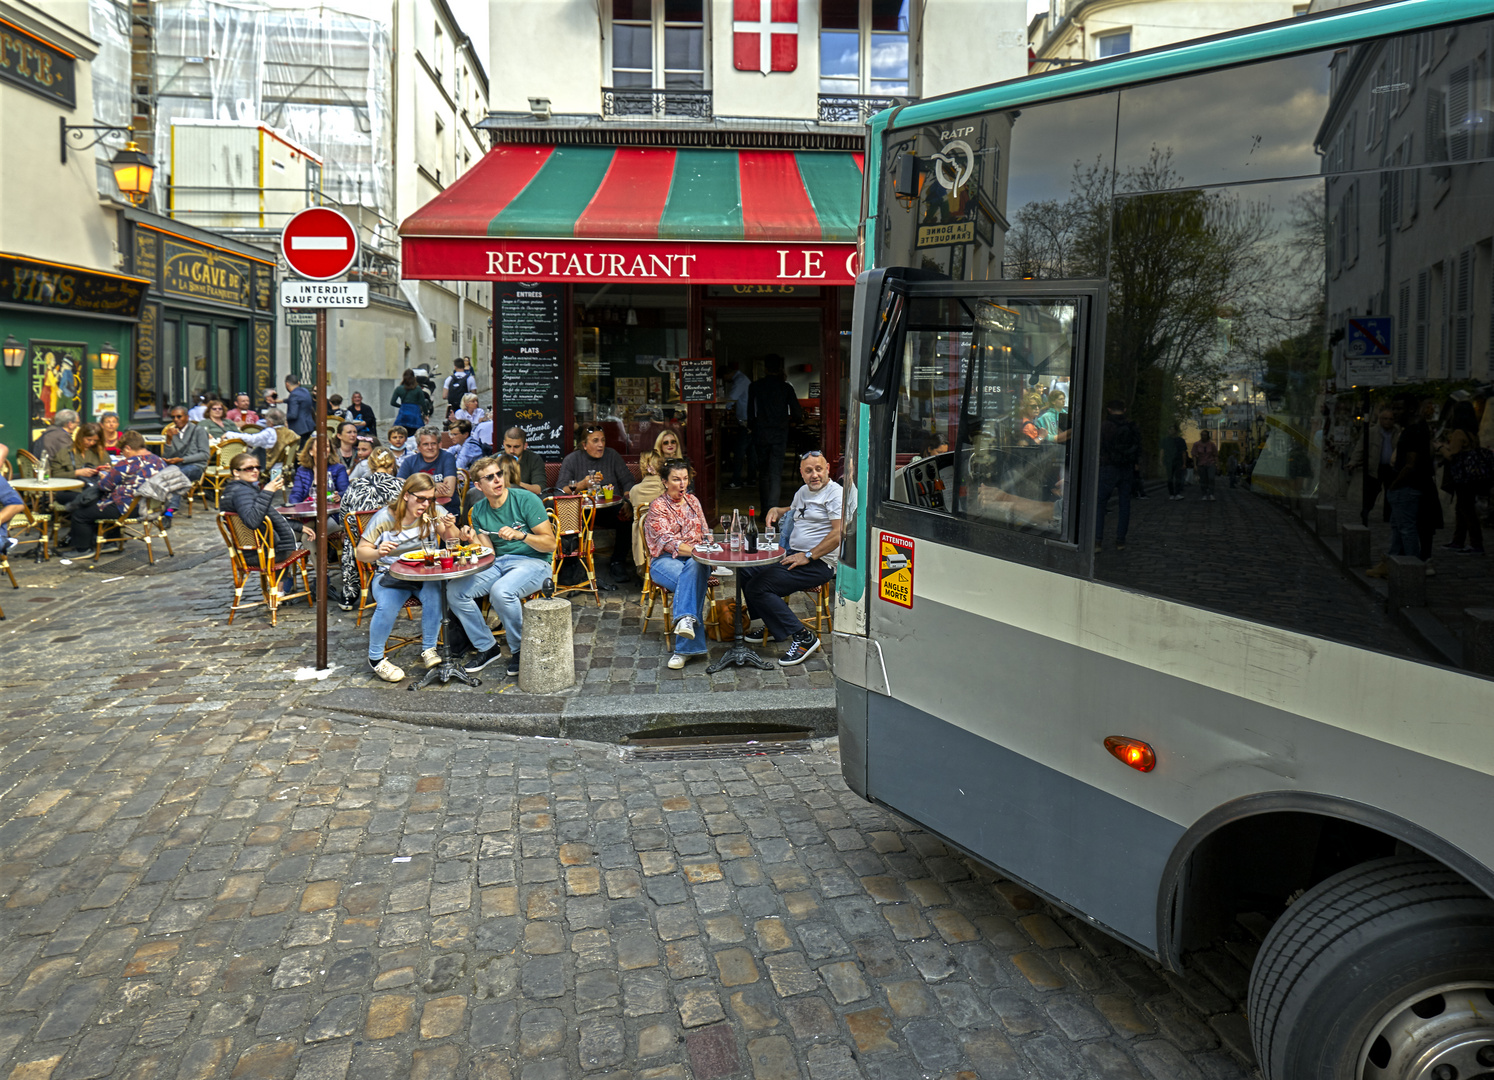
[464,643,504,673]
[505,651,521,677]
[780,633,820,667]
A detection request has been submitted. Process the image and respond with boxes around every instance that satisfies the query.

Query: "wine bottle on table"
[745,506,758,553]
[729,509,743,552]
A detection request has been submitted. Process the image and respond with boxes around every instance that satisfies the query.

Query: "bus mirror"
[859,288,905,404]
[894,154,920,200]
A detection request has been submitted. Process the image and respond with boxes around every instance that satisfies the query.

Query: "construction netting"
[123,0,395,243]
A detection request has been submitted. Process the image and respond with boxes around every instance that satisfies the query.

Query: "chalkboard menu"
[497,283,565,459]
[678,358,716,403]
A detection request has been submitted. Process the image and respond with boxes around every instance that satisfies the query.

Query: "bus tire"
[1247,855,1494,1080]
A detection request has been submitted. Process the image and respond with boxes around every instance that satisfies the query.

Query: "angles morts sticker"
[877,532,914,609]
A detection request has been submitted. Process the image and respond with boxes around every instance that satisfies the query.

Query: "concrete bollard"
[1315,505,1337,539]
[1386,556,1427,610]
[1340,523,1371,567]
[1465,609,1494,677]
[518,597,575,694]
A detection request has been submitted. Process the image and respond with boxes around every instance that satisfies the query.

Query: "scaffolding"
[92,0,398,272]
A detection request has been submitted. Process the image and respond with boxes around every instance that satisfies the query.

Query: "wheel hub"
[1361,983,1494,1080]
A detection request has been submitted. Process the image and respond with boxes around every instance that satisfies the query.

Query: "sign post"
[281,206,363,671]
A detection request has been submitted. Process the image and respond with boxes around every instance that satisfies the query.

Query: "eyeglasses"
[800,450,825,460]
[237,465,260,473]
[476,472,500,483]
[409,494,434,504]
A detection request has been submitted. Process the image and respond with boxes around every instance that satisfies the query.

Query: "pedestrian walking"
[1347,406,1399,526]
[1192,429,1219,500]
[1095,400,1141,552]
[1162,424,1187,500]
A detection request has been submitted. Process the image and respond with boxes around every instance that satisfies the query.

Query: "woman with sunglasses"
[219,452,300,565]
[200,399,238,440]
[355,472,468,683]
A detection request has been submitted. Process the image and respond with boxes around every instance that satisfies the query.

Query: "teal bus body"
[838,2,1494,1074]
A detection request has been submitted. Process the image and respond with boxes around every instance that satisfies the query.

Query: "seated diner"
[643,458,711,670]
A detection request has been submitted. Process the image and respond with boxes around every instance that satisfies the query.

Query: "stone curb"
[320,686,836,742]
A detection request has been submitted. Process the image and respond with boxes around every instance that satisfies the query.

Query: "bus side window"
[890,294,1079,540]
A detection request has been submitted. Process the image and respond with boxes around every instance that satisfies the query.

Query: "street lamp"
[2,336,22,369]
[99,342,119,370]
[60,120,155,206]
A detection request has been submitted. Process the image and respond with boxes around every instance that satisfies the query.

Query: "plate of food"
[396,550,438,565]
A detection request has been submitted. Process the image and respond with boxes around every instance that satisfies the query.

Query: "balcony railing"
[817,94,910,124]
[602,87,713,121]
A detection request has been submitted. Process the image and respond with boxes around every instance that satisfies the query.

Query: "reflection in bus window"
[890,294,1079,539]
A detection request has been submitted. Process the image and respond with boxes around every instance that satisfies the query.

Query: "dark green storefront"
[121,211,277,426]
[0,252,148,451]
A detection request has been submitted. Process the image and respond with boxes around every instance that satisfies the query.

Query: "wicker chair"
[343,509,424,651]
[198,442,238,510]
[94,492,174,565]
[548,494,599,605]
[218,511,312,626]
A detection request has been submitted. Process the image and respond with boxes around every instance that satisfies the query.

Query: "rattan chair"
[218,511,312,626]
[94,492,174,565]
[548,494,599,605]
[343,509,425,652]
[198,442,238,510]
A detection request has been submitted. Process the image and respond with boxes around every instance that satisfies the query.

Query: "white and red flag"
[733,0,798,75]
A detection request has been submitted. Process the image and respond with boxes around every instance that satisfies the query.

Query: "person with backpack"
[391,369,431,432]
[444,359,476,418]
[1095,400,1141,552]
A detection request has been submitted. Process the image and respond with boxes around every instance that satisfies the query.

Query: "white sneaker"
[672,616,695,640]
[369,657,405,682]
[420,647,442,669]
[667,653,687,670]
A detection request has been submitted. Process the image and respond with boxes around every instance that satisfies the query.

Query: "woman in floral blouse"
[338,448,404,609]
[643,459,712,670]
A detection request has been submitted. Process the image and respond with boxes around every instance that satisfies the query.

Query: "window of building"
[572,285,690,455]
[820,0,911,99]
[1095,30,1131,58]
[610,0,705,89]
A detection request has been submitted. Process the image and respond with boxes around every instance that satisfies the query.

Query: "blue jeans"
[447,554,551,653]
[1386,487,1420,559]
[368,573,443,661]
[650,555,710,655]
[1095,464,1132,544]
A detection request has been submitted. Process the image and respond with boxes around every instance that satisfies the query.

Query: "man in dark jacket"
[1095,400,1141,552]
[748,354,802,511]
[30,409,79,462]
[284,375,316,451]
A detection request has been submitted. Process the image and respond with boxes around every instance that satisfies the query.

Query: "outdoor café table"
[385,551,494,689]
[10,477,84,561]
[691,544,784,672]
[279,500,322,521]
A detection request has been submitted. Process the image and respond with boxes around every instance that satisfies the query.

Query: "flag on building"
[733,0,798,75]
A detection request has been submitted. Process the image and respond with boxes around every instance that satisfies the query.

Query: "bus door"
[853,273,1111,903]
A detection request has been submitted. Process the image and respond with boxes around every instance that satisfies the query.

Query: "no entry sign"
[281,207,359,281]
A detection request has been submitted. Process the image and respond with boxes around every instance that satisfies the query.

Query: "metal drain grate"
[624,731,813,761]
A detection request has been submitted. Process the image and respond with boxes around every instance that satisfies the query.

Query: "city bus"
[832,2,1494,1077]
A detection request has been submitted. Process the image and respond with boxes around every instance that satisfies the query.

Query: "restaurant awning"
[399,146,864,286]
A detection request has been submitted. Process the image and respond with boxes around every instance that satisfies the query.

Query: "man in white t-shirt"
[739,449,842,666]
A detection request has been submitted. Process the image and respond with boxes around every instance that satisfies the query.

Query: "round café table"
[692,544,784,672]
[10,478,84,561]
[384,551,493,689]
[279,499,338,521]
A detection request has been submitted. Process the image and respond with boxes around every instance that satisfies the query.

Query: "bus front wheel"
[1248,855,1494,1080]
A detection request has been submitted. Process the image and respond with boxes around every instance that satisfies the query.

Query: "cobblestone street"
[0,512,1259,1080]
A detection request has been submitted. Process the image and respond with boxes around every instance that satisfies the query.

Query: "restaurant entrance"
[702,287,842,520]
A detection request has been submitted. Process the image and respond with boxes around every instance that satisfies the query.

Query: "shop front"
[121,210,277,426]
[399,145,861,517]
[0,252,149,450]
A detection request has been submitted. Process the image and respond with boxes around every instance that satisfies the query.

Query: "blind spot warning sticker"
[878,532,914,608]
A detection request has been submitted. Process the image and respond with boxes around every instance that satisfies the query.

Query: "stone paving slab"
[0,510,1262,1079]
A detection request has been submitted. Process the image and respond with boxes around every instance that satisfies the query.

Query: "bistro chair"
[218,511,312,627]
[15,449,41,479]
[199,442,237,509]
[455,469,470,513]
[95,493,174,565]
[548,494,600,605]
[343,510,425,652]
[637,510,675,648]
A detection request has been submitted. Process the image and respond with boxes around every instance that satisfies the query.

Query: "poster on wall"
[93,390,118,415]
[497,282,565,459]
[30,341,85,441]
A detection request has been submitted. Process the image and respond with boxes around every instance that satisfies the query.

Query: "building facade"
[0,0,149,447]
[1029,0,1305,71]
[402,0,1026,515]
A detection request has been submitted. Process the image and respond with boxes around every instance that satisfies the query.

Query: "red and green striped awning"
[399,145,865,286]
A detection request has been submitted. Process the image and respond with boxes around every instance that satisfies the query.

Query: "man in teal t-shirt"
[447,455,557,677]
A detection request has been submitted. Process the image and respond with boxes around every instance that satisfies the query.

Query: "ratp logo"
[931,139,974,195]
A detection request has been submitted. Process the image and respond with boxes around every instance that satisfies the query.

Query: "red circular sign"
[281,207,359,281]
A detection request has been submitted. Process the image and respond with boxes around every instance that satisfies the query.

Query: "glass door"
[162,315,242,408]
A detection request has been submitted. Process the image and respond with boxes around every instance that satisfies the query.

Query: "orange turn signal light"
[1104,736,1156,773]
